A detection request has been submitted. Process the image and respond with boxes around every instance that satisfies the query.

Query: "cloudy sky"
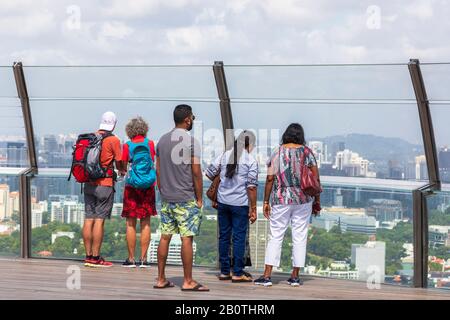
[0,0,449,147]
[1,0,450,65]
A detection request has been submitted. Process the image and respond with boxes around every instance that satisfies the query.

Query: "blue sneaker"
[287,277,303,287]
[254,276,272,287]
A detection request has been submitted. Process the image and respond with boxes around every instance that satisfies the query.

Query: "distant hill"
[310,134,424,163]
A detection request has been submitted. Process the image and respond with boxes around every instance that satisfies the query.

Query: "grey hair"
[125,116,149,139]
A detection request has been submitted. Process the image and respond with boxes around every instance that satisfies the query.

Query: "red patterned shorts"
[121,185,157,219]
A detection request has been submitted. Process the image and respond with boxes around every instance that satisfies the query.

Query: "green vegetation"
[429,246,450,260]
[195,218,217,266]
[308,226,368,262]
[1,207,446,276]
[0,230,20,256]
[376,222,412,275]
[429,209,450,226]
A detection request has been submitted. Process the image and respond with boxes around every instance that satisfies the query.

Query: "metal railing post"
[408,59,440,287]
[19,168,33,258]
[13,62,37,171]
[13,62,37,259]
[212,61,239,269]
[213,61,234,150]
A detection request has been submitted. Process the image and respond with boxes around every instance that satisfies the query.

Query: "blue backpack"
[126,139,156,189]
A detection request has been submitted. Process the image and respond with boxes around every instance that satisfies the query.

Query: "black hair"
[282,123,306,145]
[173,104,193,124]
[225,130,256,179]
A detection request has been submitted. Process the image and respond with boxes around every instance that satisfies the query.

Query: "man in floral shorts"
[154,104,208,292]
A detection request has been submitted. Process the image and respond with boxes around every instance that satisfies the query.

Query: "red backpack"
[68,132,114,183]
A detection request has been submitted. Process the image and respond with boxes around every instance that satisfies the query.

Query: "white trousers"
[264,202,312,268]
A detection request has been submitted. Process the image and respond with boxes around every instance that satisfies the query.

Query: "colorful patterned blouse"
[266,145,317,206]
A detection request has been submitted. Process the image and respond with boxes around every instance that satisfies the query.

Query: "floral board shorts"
[159,200,203,237]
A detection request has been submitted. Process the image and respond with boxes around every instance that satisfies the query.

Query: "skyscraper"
[438,147,450,182]
[0,184,9,221]
[6,142,26,167]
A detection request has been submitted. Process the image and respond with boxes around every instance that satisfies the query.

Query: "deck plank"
[0,258,448,300]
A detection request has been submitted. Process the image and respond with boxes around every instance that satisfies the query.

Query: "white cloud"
[165,25,229,52]
[405,0,434,20]
[0,11,54,37]
[102,0,194,18]
[99,21,134,39]
[260,0,316,21]
[0,0,450,65]
[8,49,80,65]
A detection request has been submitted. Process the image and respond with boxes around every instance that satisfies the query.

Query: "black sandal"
[181,283,210,292]
[153,281,175,289]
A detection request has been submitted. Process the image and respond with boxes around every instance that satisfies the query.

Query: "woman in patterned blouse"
[254,123,321,287]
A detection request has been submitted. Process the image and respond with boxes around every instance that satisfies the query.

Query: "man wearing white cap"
[83,111,122,268]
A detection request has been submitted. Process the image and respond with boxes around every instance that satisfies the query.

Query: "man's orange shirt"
[94,132,122,187]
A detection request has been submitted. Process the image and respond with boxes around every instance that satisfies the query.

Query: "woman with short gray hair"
[120,116,157,268]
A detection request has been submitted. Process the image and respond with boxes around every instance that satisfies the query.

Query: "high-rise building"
[415,155,428,181]
[388,160,404,180]
[31,200,46,229]
[50,198,84,226]
[438,147,450,182]
[438,147,450,169]
[335,149,374,177]
[6,142,27,167]
[309,141,325,168]
[0,184,9,221]
[43,135,58,154]
[8,191,19,218]
[148,232,197,265]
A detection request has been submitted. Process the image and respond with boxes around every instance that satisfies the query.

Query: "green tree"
[51,236,73,257]
[429,209,450,226]
[195,219,217,266]
[0,231,20,256]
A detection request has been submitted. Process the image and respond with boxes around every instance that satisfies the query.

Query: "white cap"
[99,111,117,131]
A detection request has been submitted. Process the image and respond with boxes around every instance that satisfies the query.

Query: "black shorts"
[84,184,114,219]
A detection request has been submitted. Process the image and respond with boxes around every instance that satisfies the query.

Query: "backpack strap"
[98,131,115,178]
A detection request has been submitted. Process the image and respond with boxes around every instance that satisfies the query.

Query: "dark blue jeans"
[218,202,249,277]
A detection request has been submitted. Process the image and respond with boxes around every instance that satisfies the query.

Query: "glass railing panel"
[0,68,28,168]
[0,170,21,257]
[428,104,450,184]
[231,102,426,183]
[30,171,217,266]
[225,64,415,101]
[421,63,450,102]
[29,100,223,169]
[426,188,450,289]
[23,66,218,100]
[247,178,415,285]
[0,66,17,98]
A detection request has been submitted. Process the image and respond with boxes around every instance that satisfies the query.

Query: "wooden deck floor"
[0,258,448,300]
